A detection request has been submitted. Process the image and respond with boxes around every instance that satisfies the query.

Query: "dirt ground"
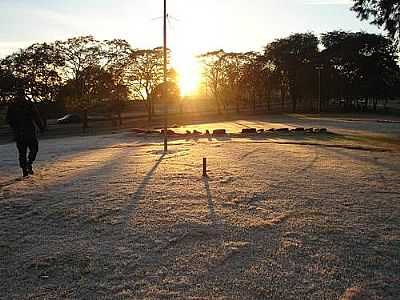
[0,116,399,299]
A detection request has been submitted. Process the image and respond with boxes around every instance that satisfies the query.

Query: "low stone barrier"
[213,129,227,135]
[151,127,330,137]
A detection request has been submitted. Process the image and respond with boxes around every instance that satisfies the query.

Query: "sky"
[0,0,383,95]
[0,0,381,58]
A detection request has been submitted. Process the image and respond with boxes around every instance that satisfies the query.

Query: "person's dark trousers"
[16,138,39,170]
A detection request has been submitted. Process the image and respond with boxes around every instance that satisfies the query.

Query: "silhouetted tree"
[240,52,273,112]
[0,68,18,105]
[264,33,319,112]
[106,82,129,127]
[352,0,400,44]
[61,66,127,128]
[0,43,64,126]
[100,39,133,125]
[321,31,400,110]
[54,36,102,128]
[101,39,133,71]
[55,36,132,127]
[151,80,181,110]
[55,36,101,81]
[123,47,167,121]
[61,67,99,128]
[200,50,250,113]
[200,50,275,113]
[199,50,227,114]
[0,43,64,103]
[219,52,248,112]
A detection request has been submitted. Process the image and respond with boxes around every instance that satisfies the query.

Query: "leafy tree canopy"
[352,0,400,44]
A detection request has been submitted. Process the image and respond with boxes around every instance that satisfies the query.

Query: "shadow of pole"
[203,177,218,225]
[120,154,166,228]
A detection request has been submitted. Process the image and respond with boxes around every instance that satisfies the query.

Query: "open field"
[0,116,399,299]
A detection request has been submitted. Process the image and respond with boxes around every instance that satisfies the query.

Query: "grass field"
[0,116,399,299]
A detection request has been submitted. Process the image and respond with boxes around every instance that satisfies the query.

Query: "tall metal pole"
[163,0,168,153]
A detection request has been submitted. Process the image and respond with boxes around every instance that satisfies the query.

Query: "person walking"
[6,89,45,177]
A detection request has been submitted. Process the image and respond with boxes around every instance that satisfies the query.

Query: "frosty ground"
[0,115,400,299]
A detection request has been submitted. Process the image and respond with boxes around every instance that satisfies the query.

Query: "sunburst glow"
[172,51,202,97]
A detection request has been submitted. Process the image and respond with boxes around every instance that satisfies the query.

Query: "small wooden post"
[203,158,207,177]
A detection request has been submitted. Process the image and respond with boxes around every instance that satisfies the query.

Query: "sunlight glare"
[172,50,201,97]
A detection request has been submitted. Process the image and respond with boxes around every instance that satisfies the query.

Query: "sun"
[172,51,202,97]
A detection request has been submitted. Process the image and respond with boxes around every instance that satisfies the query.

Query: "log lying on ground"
[213,129,227,135]
[241,128,258,134]
[315,128,328,133]
[276,128,289,132]
[291,127,305,132]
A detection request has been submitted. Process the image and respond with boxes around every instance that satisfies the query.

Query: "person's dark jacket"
[6,100,44,141]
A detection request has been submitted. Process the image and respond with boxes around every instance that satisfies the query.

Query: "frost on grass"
[0,132,399,299]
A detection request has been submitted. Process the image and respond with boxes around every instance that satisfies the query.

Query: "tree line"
[0,36,180,127]
[1,31,399,128]
[200,31,400,114]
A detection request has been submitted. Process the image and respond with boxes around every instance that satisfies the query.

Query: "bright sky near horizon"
[0,0,381,57]
[0,0,381,95]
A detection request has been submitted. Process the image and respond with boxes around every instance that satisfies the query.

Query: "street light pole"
[163,0,168,153]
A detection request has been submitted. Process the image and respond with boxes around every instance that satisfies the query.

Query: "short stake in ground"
[203,158,208,177]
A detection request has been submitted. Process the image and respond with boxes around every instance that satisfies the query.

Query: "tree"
[107,83,129,126]
[0,43,64,104]
[0,43,64,125]
[100,39,133,125]
[321,31,400,111]
[199,50,227,114]
[219,52,248,112]
[101,39,133,72]
[99,70,129,127]
[55,36,101,82]
[199,50,250,113]
[200,50,283,113]
[151,81,181,109]
[264,33,319,112]
[0,68,18,105]
[123,47,167,121]
[55,36,102,128]
[352,0,400,44]
[60,67,99,129]
[239,52,273,112]
[60,66,127,128]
